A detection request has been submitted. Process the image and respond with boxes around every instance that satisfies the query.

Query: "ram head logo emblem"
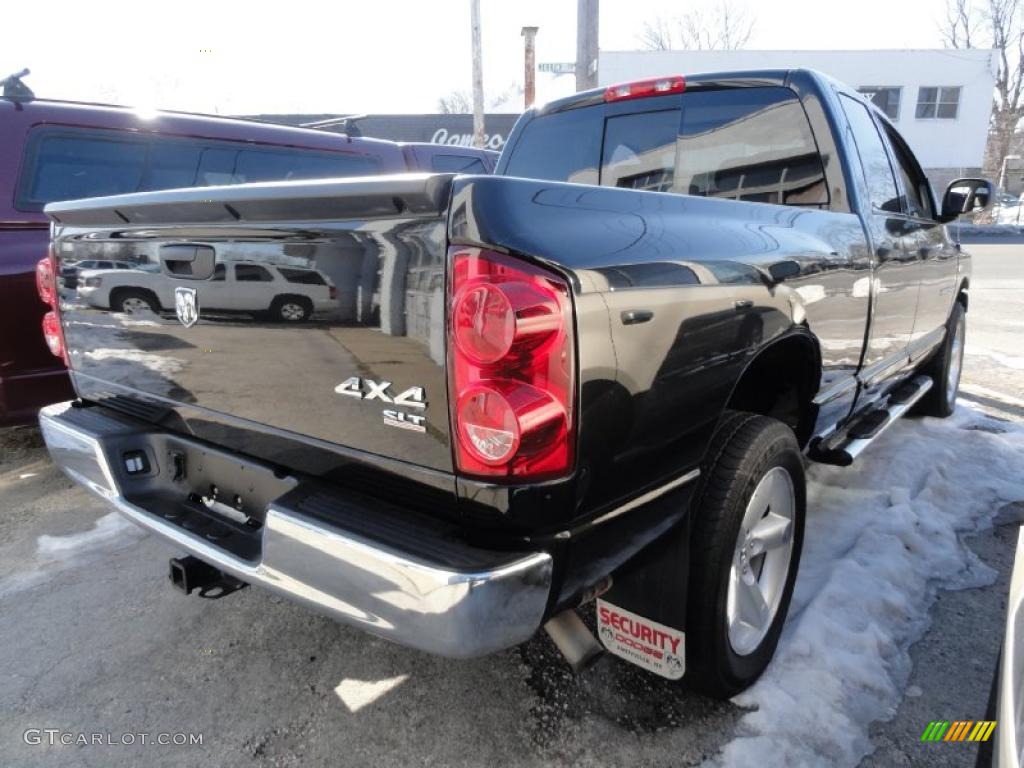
[175,287,199,328]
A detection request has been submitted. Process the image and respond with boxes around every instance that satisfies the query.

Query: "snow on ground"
[712,404,1024,767]
[36,512,137,557]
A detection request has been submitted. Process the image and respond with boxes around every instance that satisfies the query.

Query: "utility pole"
[470,0,485,148]
[575,0,599,92]
[522,26,538,109]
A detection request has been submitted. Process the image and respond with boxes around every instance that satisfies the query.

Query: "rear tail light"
[329,284,338,300]
[448,247,575,480]
[604,75,685,103]
[38,248,67,362]
[36,256,56,306]
[42,310,66,362]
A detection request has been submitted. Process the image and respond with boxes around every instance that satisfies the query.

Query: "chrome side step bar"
[810,375,933,467]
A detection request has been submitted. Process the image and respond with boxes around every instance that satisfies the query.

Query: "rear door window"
[278,268,326,285]
[673,88,827,206]
[235,264,274,282]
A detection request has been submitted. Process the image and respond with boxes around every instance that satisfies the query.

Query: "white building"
[598,49,997,190]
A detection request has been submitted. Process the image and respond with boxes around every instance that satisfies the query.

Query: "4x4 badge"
[174,287,199,328]
[334,377,427,409]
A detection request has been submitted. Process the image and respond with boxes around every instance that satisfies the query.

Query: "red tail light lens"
[448,247,575,480]
[42,310,66,362]
[604,75,685,102]
[36,256,56,307]
[329,285,338,300]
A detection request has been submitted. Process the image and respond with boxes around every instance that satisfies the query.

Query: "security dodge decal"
[596,598,685,680]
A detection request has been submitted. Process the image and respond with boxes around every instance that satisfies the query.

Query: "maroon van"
[0,74,495,426]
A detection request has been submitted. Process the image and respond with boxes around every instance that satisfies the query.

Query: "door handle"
[734,299,754,310]
[620,309,653,325]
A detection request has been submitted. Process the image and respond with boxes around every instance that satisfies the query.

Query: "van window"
[16,127,386,211]
[233,150,381,183]
[19,132,148,207]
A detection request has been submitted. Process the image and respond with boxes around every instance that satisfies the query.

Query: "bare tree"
[437,90,473,114]
[941,0,1024,180]
[638,2,755,51]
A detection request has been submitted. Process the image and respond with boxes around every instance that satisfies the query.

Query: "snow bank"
[712,404,1024,767]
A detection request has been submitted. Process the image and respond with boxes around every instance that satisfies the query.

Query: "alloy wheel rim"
[281,303,305,320]
[122,297,149,314]
[726,466,796,656]
[947,314,965,407]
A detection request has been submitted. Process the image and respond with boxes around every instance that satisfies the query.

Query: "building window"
[916,87,961,119]
[858,87,902,120]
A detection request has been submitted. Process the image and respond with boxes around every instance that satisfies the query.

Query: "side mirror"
[939,178,995,223]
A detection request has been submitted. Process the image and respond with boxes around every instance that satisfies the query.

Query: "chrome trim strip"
[812,375,858,407]
[587,469,701,528]
[39,402,552,658]
[908,325,945,362]
[859,349,911,389]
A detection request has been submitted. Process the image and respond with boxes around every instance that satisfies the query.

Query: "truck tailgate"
[46,174,455,473]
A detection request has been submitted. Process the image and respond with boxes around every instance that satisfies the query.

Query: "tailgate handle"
[160,244,216,280]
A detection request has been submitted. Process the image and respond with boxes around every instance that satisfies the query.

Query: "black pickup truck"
[37,69,992,698]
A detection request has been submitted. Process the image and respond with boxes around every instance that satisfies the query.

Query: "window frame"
[838,93,903,216]
[877,118,938,221]
[915,86,961,120]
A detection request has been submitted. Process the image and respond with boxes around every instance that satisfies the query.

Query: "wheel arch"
[718,329,823,449]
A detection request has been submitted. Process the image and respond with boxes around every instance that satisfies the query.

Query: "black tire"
[270,296,312,323]
[916,301,966,418]
[685,411,806,699]
[112,289,159,315]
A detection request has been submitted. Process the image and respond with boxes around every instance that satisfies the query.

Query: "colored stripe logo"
[920,721,996,742]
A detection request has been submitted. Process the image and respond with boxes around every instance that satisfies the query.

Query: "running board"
[810,375,933,467]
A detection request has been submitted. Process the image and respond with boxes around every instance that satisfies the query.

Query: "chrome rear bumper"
[39,401,552,658]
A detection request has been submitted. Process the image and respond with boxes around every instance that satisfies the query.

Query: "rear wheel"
[271,296,312,323]
[113,289,159,315]
[685,411,806,699]
[916,300,966,418]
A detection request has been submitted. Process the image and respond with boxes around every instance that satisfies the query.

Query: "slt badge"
[175,287,199,328]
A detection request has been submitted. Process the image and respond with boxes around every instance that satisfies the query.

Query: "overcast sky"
[3,0,959,116]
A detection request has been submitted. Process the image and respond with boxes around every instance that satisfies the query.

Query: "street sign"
[539,62,575,74]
